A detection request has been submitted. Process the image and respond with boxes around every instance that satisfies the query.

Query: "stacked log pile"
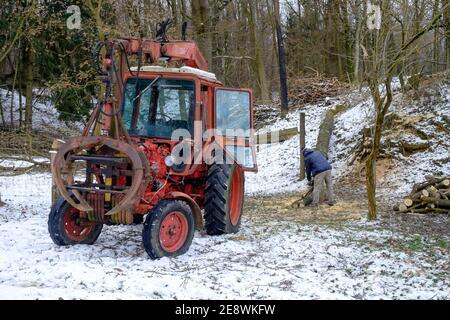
[394,176,450,214]
[347,112,435,165]
[288,74,349,106]
[347,127,391,165]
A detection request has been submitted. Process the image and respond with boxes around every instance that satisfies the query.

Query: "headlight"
[164,155,175,167]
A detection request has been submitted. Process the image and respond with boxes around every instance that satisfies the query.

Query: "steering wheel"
[156,112,173,122]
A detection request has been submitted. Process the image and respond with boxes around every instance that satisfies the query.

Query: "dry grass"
[245,196,365,225]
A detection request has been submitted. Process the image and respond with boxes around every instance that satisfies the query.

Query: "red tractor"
[48,29,257,259]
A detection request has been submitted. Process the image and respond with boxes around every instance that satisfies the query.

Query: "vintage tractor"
[48,25,257,259]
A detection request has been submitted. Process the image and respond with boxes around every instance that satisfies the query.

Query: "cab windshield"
[121,78,195,139]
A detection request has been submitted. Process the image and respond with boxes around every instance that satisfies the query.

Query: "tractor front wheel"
[48,197,103,245]
[204,163,245,235]
[142,200,195,259]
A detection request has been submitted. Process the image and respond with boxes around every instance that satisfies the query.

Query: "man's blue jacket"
[303,148,332,181]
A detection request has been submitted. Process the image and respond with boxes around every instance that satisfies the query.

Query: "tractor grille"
[86,193,133,224]
[110,194,133,224]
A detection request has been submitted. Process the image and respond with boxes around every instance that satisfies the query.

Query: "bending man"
[302,148,335,207]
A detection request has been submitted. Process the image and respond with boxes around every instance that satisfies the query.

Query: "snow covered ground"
[0,172,448,299]
[0,78,448,300]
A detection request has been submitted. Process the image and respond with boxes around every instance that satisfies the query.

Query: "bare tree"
[362,2,447,219]
[274,0,288,113]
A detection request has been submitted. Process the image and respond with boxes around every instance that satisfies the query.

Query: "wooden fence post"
[299,112,306,180]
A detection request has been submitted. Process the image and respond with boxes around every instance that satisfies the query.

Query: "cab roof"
[129,65,221,84]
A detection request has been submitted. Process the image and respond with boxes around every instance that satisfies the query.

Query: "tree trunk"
[18,63,23,129]
[365,148,377,219]
[10,50,20,130]
[333,1,344,79]
[169,0,179,27]
[24,41,34,132]
[353,2,362,83]
[246,0,269,103]
[341,1,353,80]
[0,96,6,128]
[274,0,288,114]
[444,0,450,68]
[365,80,393,220]
[192,0,212,68]
[433,0,440,72]
[299,112,306,180]
[86,0,106,135]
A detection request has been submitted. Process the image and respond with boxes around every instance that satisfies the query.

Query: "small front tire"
[48,197,103,245]
[142,200,195,259]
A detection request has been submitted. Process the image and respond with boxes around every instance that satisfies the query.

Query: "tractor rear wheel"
[142,200,195,259]
[48,197,103,245]
[204,163,245,235]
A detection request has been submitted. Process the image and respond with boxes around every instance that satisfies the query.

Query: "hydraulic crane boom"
[118,38,208,71]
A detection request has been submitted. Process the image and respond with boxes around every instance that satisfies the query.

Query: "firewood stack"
[348,127,389,165]
[288,74,349,106]
[394,176,450,214]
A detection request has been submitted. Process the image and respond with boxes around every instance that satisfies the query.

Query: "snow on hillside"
[245,103,333,195]
[246,78,450,198]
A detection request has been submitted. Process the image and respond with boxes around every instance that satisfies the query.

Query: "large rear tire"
[48,197,103,245]
[142,200,195,259]
[203,163,245,235]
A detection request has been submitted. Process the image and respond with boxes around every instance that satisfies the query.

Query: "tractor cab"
[119,65,256,171]
[121,67,200,139]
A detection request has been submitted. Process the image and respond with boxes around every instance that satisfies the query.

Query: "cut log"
[425,187,441,200]
[291,186,313,208]
[409,189,429,200]
[435,199,450,209]
[410,208,449,214]
[315,109,334,157]
[436,179,450,189]
[420,198,450,209]
[425,175,448,182]
[400,141,430,155]
[256,127,298,145]
[404,123,429,140]
[442,115,450,126]
[403,198,414,207]
[438,191,449,200]
[412,178,445,193]
[431,120,450,134]
[400,176,450,215]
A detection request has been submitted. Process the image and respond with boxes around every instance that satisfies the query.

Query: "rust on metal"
[51,136,150,216]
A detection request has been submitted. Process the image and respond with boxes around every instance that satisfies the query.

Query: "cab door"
[212,87,257,172]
